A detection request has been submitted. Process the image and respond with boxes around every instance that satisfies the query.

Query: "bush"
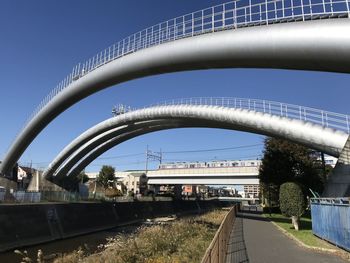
[105,187,123,197]
[279,182,306,230]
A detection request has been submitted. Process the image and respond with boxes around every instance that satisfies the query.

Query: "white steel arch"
[2,0,350,176]
[43,102,349,179]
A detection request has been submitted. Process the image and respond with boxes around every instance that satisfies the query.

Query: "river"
[0,223,142,263]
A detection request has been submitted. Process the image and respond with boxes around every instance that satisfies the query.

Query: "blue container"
[311,198,350,251]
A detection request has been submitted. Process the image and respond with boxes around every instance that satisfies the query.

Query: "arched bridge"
[1,0,350,176]
[42,98,350,190]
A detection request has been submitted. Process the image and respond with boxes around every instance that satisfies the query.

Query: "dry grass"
[53,209,227,263]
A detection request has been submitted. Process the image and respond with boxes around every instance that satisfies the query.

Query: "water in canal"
[0,223,142,263]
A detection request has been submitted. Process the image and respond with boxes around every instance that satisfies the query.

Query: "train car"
[158,159,261,169]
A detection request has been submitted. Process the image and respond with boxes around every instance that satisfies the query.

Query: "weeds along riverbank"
[48,208,228,263]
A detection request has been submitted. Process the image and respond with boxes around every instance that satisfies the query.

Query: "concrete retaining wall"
[0,199,223,252]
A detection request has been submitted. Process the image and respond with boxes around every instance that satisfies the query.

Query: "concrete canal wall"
[0,200,224,252]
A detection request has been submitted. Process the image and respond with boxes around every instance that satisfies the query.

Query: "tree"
[48,171,89,192]
[77,171,89,184]
[279,182,306,230]
[259,137,325,206]
[97,165,115,188]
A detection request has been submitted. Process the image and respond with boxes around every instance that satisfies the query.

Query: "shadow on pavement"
[226,216,249,263]
[237,208,270,223]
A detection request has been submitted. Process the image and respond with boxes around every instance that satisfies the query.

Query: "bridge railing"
[145,97,350,134]
[21,0,350,137]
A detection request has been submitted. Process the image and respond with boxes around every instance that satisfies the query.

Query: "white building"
[244,185,260,198]
[118,172,148,194]
[17,166,34,189]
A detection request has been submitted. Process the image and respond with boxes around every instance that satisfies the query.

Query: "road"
[226,210,347,263]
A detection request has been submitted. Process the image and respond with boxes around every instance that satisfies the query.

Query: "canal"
[0,222,142,263]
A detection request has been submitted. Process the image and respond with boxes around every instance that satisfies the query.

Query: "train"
[158,159,261,169]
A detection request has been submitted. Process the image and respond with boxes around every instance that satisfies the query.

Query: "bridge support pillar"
[174,184,183,200]
[27,171,66,192]
[323,135,350,197]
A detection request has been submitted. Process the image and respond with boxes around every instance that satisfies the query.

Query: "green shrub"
[279,182,306,230]
[279,182,306,217]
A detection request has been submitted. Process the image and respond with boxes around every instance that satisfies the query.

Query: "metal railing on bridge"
[20,0,350,140]
[119,97,350,134]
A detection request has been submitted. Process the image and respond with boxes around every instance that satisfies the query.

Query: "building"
[17,166,34,190]
[85,172,98,180]
[238,190,246,198]
[244,185,260,198]
[119,172,148,195]
[323,155,338,168]
[221,186,239,196]
[182,185,196,196]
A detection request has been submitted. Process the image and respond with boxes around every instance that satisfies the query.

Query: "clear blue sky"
[1,0,349,172]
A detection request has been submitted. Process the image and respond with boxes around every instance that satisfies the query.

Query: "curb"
[268,219,350,262]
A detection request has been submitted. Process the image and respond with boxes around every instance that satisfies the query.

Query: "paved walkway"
[226,210,347,263]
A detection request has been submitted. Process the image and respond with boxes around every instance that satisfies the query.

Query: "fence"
[0,191,81,203]
[12,191,41,203]
[116,97,350,134]
[0,191,5,202]
[150,97,350,134]
[310,198,350,251]
[201,205,238,263]
[0,190,175,203]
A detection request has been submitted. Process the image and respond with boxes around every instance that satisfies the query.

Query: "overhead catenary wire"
[162,143,262,154]
[24,143,263,169]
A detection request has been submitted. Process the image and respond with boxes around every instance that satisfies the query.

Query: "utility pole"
[321,152,326,179]
[145,146,162,174]
[145,145,149,174]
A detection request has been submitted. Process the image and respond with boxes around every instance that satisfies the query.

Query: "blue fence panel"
[311,198,350,251]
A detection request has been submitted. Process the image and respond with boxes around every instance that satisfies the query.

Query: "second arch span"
[43,100,350,179]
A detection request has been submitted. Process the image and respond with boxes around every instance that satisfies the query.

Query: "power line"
[162,154,262,163]
[89,160,148,167]
[162,143,263,154]
[23,144,263,167]
[85,143,262,161]
[95,152,144,160]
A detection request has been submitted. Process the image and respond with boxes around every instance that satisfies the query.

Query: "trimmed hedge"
[279,182,306,217]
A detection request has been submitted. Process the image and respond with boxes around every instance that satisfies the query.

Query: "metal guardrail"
[120,97,350,134]
[201,205,238,263]
[19,0,350,139]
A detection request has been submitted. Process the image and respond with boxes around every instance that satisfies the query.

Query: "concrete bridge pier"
[173,185,183,200]
[323,135,350,197]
